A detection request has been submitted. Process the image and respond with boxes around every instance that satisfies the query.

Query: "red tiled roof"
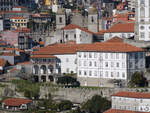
[78,37,143,52]
[17,61,31,65]
[10,16,26,19]
[3,98,32,107]
[104,109,148,113]
[106,37,124,43]
[32,37,143,57]
[31,54,56,58]
[96,30,105,35]
[1,52,19,56]
[112,91,150,99]
[105,23,134,33]
[15,28,30,33]
[61,24,94,34]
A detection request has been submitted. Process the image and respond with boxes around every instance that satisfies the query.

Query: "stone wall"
[40,86,150,103]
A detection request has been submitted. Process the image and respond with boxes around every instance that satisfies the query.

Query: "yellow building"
[10,16,28,29]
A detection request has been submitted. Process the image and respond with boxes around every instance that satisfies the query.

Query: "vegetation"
[81,95,111,113]
[57,76,80,87]
[58,100,73,111]
[129,72,148,87]
[12,80,40,99]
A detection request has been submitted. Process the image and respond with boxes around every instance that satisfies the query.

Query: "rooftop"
[104,109,148,113]
[112,91,150,99]
[3,98,32,107]
[61,24,94,34]
[105,23,134,33]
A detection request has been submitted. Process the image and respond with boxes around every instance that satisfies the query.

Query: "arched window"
[140,7,145,17]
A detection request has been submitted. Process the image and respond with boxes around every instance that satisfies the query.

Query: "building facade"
[111,91,150,112]
[135,0,150,41]
[77,37,145,87]
[31,54,61,82]
[0,0,18,11]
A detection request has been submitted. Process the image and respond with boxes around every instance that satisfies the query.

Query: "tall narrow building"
[135,0,150,41]
[0,0,18,11]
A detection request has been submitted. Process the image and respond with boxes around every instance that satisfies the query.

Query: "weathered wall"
[40,86,150,103]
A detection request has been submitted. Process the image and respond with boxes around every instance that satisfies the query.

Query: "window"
[122,54,125,59]
[94,71,97,76]
[59,17,62,23]
[105,62,108,67]
[117,72,119,77]
[89,61,92,66]
[140,26,144,30]
[84,61,87,66]
[122,62,125,68]
[78,52,81,57]
[74,34,76,39]
[116,54,119,59]
[66,58,69,62]
[122,72,125,78]
[89,53,92,58]
[79,70,81,75]
[116,62,119,67]
[105,71,108,77]
[111,72,113,77]
[66,68,69,73]
[79,60,81,66]
[94,53,97,58]
[111,62,114,67]
[94,62,97,67]
[65,34,68,41]
[105,53,108,59]
[91,16,94,23]
[140,32,145,39]
[84,53,86,58]
[111,53,114,59]
[100,71,103,77]
[89,71,92,76]
[84,71,87,76]
[140,7,145,17]
[140,53,143,58]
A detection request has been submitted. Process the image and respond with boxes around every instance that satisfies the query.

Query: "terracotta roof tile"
[104,109,148,113]
[105,23,134,33]
[3,98,32,107]
[112,91,150,99]
[10,16,26,19]
[61,24,94,34]
[32,37,143,57]
[31,54,56,58]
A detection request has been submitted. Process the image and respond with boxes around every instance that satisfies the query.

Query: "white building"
[135,0,150,41]
[50,24,94,44]
[110,91,150,112]
[77,37,145,87]
[104,23,135,41]
[127,0,136,11]
[0,16,3,31]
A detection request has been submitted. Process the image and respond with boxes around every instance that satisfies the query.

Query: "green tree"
[58,100,73,111]
[129,72,148,87]
[82,95,111,113]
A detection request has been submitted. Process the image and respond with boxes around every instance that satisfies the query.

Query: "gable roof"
[3,98,32,107]
[112,91,150,99]
[105,23,134,33]
[32,37,143,57]
[104,109,148,113]
[61,24,94,34]
[78,37,143,52]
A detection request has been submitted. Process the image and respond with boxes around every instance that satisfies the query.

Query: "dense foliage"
[57,76,80,87]
[82,95,111,113]
[12,80,40,99]
[129,72,148,87]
